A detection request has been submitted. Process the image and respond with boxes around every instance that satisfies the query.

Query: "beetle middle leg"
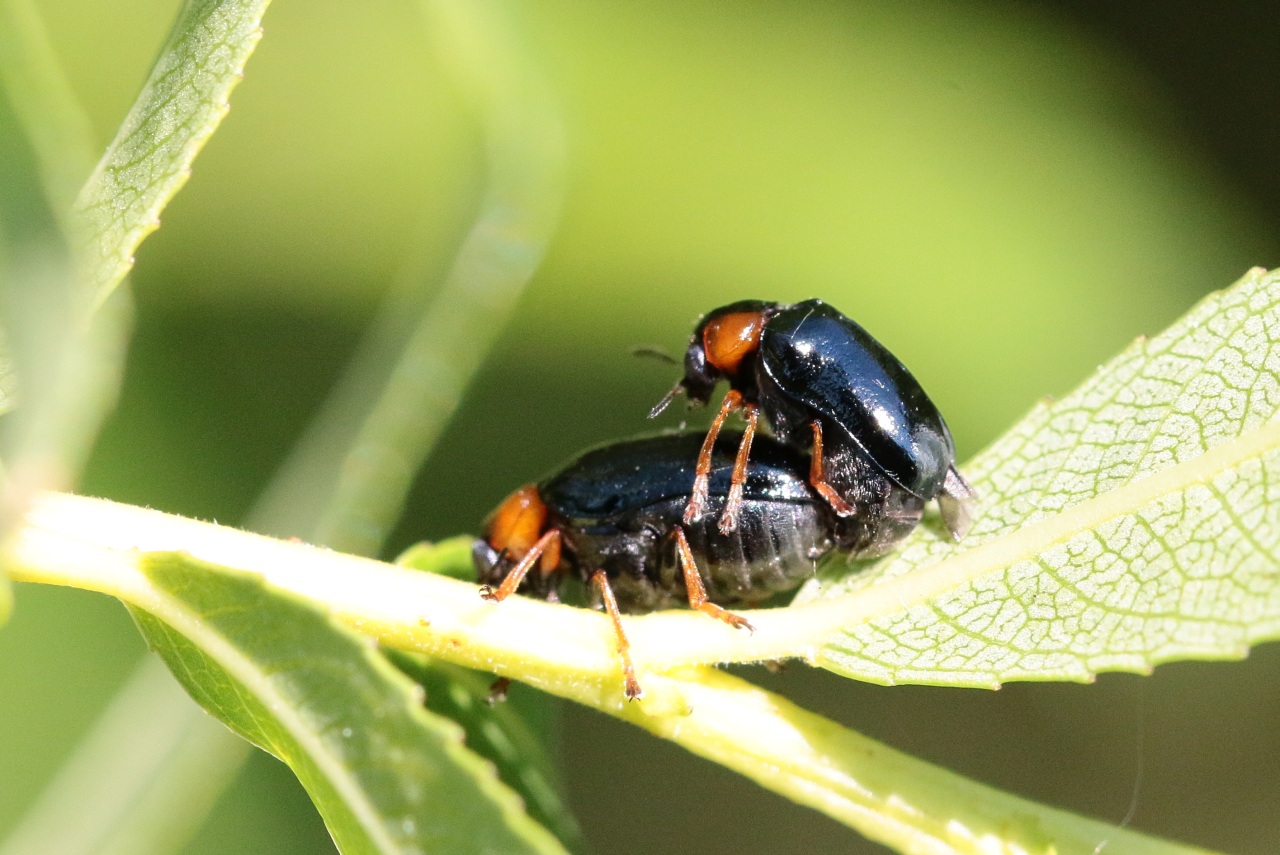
[809,421,857,516]
[674,527,755,632]
[717,402,759,534]
[685,389,746,523]
[590,570,643,700]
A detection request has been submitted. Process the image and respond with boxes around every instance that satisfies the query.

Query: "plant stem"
[6,491,1220,855]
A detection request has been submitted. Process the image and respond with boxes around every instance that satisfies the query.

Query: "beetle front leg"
[480,529,561,602]
[684,389,743,524]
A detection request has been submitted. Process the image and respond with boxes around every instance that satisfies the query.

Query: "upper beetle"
[652,298,975,540]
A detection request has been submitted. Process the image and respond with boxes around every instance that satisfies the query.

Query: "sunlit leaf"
[130,552,569,855]
[73,0,272,306]
[805,267,1280,686]
[625,667,1218,855]
[392,539,585,852]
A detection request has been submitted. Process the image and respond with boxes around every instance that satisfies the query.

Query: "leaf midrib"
[144,588,406,853]
[627,415,1280,668]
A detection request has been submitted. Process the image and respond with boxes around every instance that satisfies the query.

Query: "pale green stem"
[6,492,1221,855]
[0,0,131,541]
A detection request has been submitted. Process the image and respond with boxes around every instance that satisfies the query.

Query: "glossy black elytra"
[651,299,976,540]
[473,431,902,700]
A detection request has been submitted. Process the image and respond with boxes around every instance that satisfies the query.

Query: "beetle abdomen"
[682,496,830,604]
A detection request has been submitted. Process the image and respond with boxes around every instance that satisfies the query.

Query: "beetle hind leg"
[809,421,857,516]
[674,527,754,632]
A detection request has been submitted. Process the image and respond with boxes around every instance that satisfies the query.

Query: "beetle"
[473,431,918,699]
[650,299,975,539]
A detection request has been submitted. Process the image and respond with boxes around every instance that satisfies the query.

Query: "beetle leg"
[481,529,561,602]
[591,570,643,700]
[674,527,754,632]
[685,389,743,523]
[809,421,858,516]
[717,403,758,534]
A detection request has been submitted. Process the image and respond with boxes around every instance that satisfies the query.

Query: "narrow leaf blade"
[72,0,272,304]
[132,552,568,855]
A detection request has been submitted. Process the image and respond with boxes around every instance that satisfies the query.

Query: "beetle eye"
[471,539,502,581]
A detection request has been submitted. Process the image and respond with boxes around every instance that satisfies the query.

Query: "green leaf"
[388,654,586,855]
[394,536,476,583]
[392,540,585,852]
[130,552,569,855]
[806,266,1280,686]
[72,0,272,306]
[391,539,585,852]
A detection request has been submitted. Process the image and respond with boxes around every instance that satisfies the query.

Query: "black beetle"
[651,299,975,539]
[474,431,916,699]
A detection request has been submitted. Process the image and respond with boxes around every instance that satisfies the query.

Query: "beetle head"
[651,300,777,417]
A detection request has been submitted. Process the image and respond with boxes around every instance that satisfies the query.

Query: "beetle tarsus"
[718,483,743,533]
[684,474,710,523]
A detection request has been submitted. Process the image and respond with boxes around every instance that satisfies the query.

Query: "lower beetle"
[474,431,924,699]
[651,299,975,539]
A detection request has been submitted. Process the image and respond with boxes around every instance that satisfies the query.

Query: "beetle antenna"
[632,345,678,365]
[649,382,684,418]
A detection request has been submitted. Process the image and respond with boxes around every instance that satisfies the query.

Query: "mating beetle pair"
[473,299,974,698]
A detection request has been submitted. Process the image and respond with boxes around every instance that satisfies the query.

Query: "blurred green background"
[3,1,1279,853]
